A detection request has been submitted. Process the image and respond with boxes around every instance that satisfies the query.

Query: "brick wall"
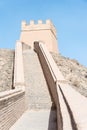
[0,89,26,130]
[0,41,27,130]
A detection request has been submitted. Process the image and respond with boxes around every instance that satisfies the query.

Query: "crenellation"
[21,21,27,28]
[38,20,43,24]
[21,20,57,38]
[21,20,56,33]
[46,19,57,35]
[30,20,35,25]
[22,20,54,26]
[46,19,51,24]
[20,19,58,53]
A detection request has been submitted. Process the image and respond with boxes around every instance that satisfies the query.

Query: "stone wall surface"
[51,52,87,97]
[0,49,14,92]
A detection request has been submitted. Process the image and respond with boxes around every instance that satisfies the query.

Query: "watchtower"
[20,20,58,53]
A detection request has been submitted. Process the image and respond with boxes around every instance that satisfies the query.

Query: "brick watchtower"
[20,20,58,53]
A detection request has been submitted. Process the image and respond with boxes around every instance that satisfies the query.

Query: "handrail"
[0,41,26,130]
[0,88,23,99]
[58,84,78,130]
[14,41,25,89]
[34,41,63,130]
[12,50,15,89]
[39,43,56,82]
[39,42,65,82]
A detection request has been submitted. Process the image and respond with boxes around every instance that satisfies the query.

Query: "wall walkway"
[10,45,57,130]
[1,41,87,130]
[23,49,52,109]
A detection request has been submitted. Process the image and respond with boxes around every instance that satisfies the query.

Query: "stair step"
[23,49,52,109]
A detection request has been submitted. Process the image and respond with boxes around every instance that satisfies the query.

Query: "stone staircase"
[10,48,57,130]
[23,49,52,109]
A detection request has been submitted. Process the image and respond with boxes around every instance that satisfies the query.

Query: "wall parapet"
[0,40,27,130]
[0,88,22,98]
[21,20,57,38]
[20,19,58,53]
[0,88,26,130]
[34,41,63,130]
[39,42,65,82]
[14,41,25,89]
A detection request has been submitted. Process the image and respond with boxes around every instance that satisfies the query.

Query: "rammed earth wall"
[0,49,14,92]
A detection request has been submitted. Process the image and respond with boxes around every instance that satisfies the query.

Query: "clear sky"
[0,0,87,66]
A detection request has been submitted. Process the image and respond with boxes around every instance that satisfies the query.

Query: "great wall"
[0,20,87,130]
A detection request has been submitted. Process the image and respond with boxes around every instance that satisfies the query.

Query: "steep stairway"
[23,49,52,109]
[10,48,57,130]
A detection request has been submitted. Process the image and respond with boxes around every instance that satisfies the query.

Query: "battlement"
[21,20,56,37]
[20,19,58,53]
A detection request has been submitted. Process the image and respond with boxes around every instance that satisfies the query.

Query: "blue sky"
[0,0,87,66]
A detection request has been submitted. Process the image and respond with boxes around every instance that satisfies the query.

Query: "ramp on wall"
[10,47,57,130]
